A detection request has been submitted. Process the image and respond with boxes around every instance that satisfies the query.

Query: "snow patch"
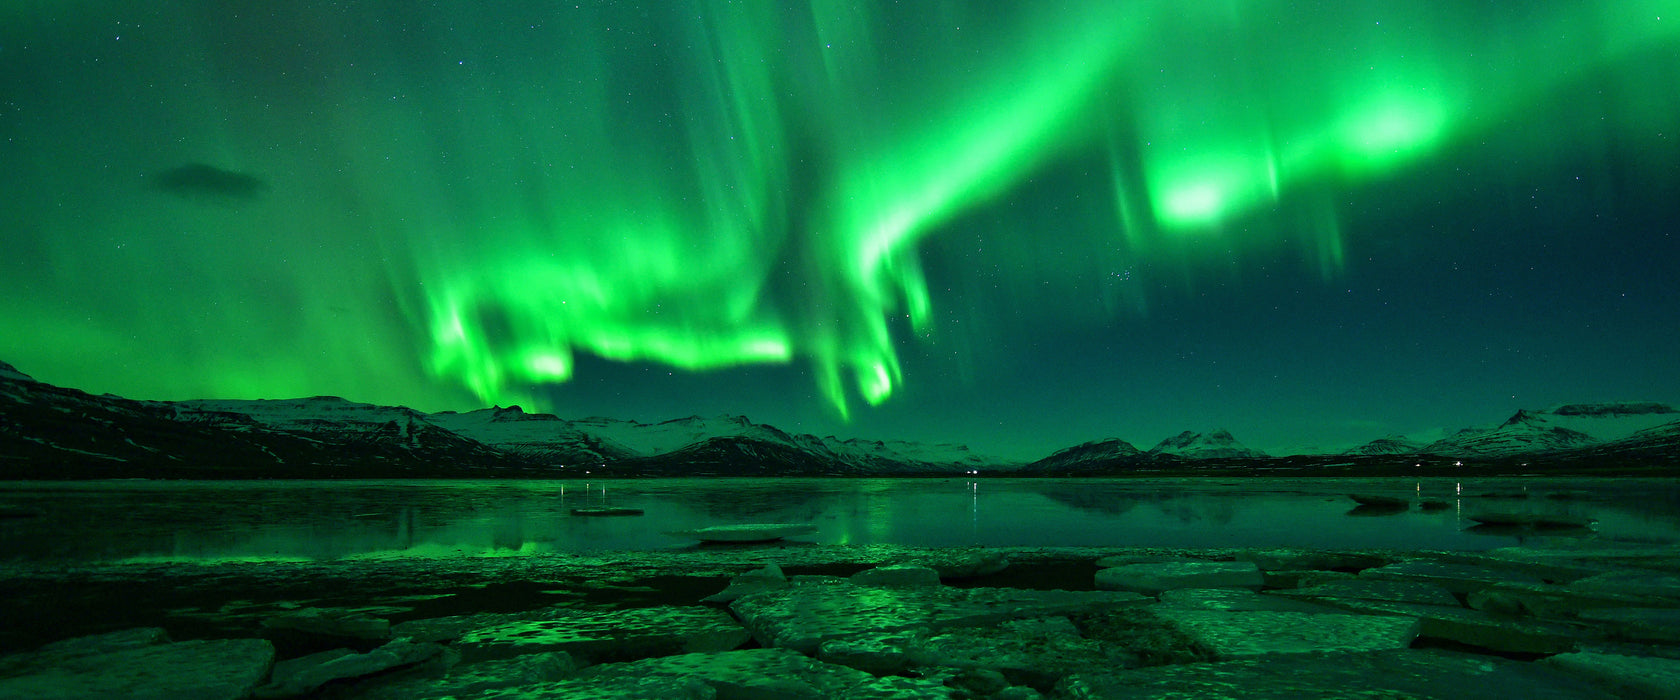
[0,361,34,383]
[1149,429,1268,459]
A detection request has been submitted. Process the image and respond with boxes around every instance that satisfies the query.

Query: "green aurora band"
[2,0,1676,421]
[421,0,1678,416]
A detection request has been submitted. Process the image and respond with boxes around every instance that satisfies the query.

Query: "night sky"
[3,1,1677,460]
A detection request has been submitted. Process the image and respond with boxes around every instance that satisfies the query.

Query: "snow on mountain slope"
[1149,429,1267,460]
[1,365,521,476]
[1,363,195,465]
[568,414,800,457]
[1023,438,1145,472]
[1599,418,1680,451]
[173,396,504,458]
[1633,419,1680,438]
[1346,435,1430,456]
[4,359,994,475]
[820,436,997,471]
[1528,417,1680,468]
[1423,402,1678,457]
[1424,422,1593,457]
[17,353,1670,476]
[567,414,995,472]
[177,396,429,431]
[0,361,34,383]
[427,406,613,464]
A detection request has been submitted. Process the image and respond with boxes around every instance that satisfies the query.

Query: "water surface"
[2,477,1677,564]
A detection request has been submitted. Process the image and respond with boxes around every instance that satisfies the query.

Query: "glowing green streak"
[422,0,1680,416]
[425,0,1149,416]
[1132,2,1676,234]
[419,4,804,410]
[425,212,797,408]
[813,1,1143,412]
[7,1,1674,420]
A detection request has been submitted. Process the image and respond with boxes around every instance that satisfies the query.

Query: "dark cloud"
[152,163,267,202]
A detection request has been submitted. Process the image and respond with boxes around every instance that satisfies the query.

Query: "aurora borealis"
[3,1,1677,459]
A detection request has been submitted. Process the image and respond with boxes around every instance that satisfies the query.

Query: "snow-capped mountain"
[565,415,992,475]
[605,432,991,476]
[1021,430,1279,474]
[177,396,432,439]
[174,396,519,462]
[1421,403,1679,457]
[0,361,993,478]
[567,414,802,458]
[0,367,521,478]
[1346,435,1432,456]
[5,358,1677,477]
[616,435,842,476]
[1604,420,1680,457]
[822,436,992,473]
[427,406,614,465]
[1149,429,1267,460]
[1021,438,1145,473]
[1424,421,1594,457]
[0,361,32,383]
[462,412,996,474]
[1485,416,1680,473]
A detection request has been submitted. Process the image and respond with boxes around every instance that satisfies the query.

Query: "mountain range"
[0,361,988,478]
[1396,403,1680,457]
[1023,403,1680,475]
[2,360,1676,478]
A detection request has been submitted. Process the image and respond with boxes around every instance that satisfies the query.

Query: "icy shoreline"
[2,541,1678,698]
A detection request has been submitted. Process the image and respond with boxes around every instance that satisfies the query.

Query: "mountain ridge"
[1148,429,1268,460]
[0,363,996,478]
[1346,402,1680,459]
[2,361,1677,477]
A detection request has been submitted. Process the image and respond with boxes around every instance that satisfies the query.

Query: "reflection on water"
[0,477,1677,564]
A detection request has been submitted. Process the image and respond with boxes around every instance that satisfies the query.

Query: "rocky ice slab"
[3,541,1680,698]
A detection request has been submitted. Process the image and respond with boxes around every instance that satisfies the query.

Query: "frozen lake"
[3,477,1679,564]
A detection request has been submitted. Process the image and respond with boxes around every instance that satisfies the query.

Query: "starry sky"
[3,1,1678,460]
